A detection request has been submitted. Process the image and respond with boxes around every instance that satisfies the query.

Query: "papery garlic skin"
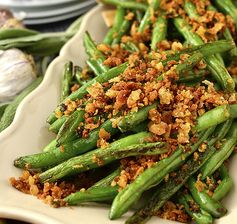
[0,48,36,102]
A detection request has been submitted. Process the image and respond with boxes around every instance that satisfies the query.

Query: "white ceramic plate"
[12,0,96,19]
[0,0,79,8]
[23,6,95,25]
[0,4,236,224]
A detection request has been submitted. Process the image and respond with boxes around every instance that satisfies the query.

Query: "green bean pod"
[49,116,67,133]
[42,139,57,152]
[86,58,107,76]
[178,193,213,224]
[0,28,39,40]
[100,0,148,11]
[65,186,118,205]
[214,0,237,29]
[121,42,139,53]
[56,109,85,146]
[212,165,233,201]
[14,118,118,169]
[195,105,236,132]
[188,176,227,218]
[138,0,161,32]
[207,4,237,59]
[184,1,225,66]
[201,121,237,179]
[61,62,73,101]
[65,168,121,205]
[103,7,125,45]
[151,14,167,51]
[173,17,235,92]
[112,18,132,45]
[39,134,167,182]
[118,103,158,132]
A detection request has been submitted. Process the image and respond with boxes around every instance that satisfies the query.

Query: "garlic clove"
[0,48,36,102]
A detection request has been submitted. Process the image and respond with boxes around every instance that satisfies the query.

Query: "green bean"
[48,116,67,133]
[158,51,208,81]
[0,28,39,40]
[212,165,233,201]
[135,10,144,23]
[214,0,237,29]
[110,127,215,219]
[0,77,42,132]
[174,52,204,75]
[121,42,139,53]
[56,109,85,146]
[103,28,116,46]
[47,62,128,124]
[42,139,57,152]
[100,0,148,11]
[184,1,200,19]
[129,121,148,133]
[65,186,118,205]
[138,9,151,33]
[65,168,120,205]
[178,193,213,224]
[126,121,231,223]
[86,58,107,76]
[83,32,108,73]
[92,168,121,189]
[184,1,225,66]
[163,40,235,67]
[187,176,227,218]
[0,32,72,51]
[222,28,237,58]
[160,41,235,82]
[39,134,167,182]
[112,18,132,45]
[103,7,125,45]
[138,0,161,32]
[207,4,237,59]
[201,121,237,179]
[61,62,73,101]
[118,103,158,132]
[195,105,237,132]
[74,66,85,86]
[177,70,206,83]
[22,35,68,56]
[151,14,167,51]
[14,118,118,169]
[173,17,235,92]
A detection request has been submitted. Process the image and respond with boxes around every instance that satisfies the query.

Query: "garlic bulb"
[0,48,36,102]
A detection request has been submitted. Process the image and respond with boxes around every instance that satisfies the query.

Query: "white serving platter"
[0,4,236,224]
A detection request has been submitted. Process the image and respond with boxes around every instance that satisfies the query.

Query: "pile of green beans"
[12,1,237,224]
